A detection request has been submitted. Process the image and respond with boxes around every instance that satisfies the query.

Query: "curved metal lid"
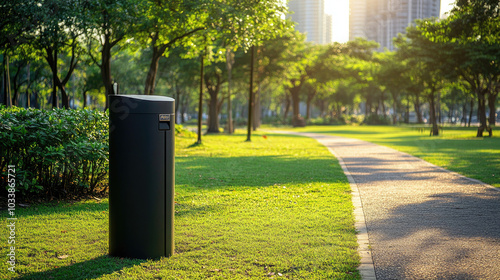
[110,95,175,114]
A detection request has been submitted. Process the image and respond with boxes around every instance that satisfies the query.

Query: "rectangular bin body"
[109,95,175,259]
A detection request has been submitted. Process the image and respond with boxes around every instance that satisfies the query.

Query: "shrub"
[175,124,197,138]
[363,114,392,125]
[347,115,364,124]
[0,106,109,201]
[307,116,346,125]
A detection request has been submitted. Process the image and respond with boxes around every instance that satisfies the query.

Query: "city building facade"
[288,0,329,44]
[350,0,441,50]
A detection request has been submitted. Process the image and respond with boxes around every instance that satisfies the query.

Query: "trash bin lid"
[110,95,175,114]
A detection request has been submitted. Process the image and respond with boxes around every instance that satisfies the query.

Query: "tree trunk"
[60,85,69,109]
[2,54,12,106]
[33,90,39,109]
[26,62,30,108]
[205,72,221,133]
[283,93,291,120]
[437,92,442,124]
[414,93,423,123]
[290,85,301,126]
[365,93,371,116]
[180,93,188,123]
[380,92,386,116]
[197,51,204,144]
[318,99,326,118]
[393,101,398,125]
[429,91,439,136]
[336,103,342,120]
[448,101,455,124]
[144,43,165,95]
[306,89,316,121]
[306,98,312,121]
[468,97,474,127]
[83,90,88,108]
[253,83,261,131]
[144,55,160,95]
[46,41,78,109]
[488,92,497,126]
[476,91,491,137]
[405,97,410,124]
[246,45,255,142]
[174,82,181,123]
[49,48,59,108]
[144,28,204,97]
[461,99,467,126]
[207,93,219,132]
[226,48,234,134]
[102,36,115,110]
[11,61,21,107]
[288,77,305,127]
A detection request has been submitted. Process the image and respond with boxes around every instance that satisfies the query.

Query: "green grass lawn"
[0,131,360,279]
[288,125,500,188]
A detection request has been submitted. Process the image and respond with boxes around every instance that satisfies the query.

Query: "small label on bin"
[159,114,170,122]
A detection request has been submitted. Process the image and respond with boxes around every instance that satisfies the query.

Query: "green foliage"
[308,116,347,126]
[0,106,109,200]
[175,124,196,138]
[363,114,392,125]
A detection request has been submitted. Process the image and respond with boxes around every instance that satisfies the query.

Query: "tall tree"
[395,24,449,136]
[376,51,410,124]
[86,0,140,109]
[1,0,35,107]
[225,48,235,133]
[31,0,85,109]
[422,0,500,136]
[139,0,207,96]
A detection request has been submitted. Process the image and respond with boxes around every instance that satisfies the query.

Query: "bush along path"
[0,131,361,279]
[0,105,199,203]
[291,131,500,280]
[0,106,109,201]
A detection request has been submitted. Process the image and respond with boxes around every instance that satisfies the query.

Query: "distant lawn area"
[0,131,360,279]
[289,125,500,188]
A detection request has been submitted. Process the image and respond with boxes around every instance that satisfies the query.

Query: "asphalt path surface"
[287,132,500,280]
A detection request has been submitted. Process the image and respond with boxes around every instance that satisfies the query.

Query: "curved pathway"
[286,132,500,280]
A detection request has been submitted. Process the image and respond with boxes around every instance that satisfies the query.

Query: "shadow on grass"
[15,255,143,280]
[2,199,109,219]
[176,154,344,190]
[187,141,203,148]
[175,202,225,217]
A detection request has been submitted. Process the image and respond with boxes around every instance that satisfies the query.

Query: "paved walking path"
[286,132,500,280]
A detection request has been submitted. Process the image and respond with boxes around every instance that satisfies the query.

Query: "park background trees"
[1,0,499,137]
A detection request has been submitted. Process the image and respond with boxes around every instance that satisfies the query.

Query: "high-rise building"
[288,0,329,44]
[325,14,333,43]
[350,0,441,50]
[350,0,368,40]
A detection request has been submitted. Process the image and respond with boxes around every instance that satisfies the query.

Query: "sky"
[327,0,457,43]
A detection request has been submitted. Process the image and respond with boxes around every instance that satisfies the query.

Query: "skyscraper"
[350,0,368,40]
[288,0,328,44]
[325,14,333,43]
[350,0,441,50]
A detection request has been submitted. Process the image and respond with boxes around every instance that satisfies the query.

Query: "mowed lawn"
[0,131,360,279]
[292,125,500,188]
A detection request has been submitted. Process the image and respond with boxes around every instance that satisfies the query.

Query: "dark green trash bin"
[109,95,175,259]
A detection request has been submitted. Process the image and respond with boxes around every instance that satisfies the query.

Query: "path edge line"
[264,130,377,279]
[324,146,377,280]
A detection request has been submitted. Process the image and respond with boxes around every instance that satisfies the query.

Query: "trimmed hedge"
[0,106,109,200]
